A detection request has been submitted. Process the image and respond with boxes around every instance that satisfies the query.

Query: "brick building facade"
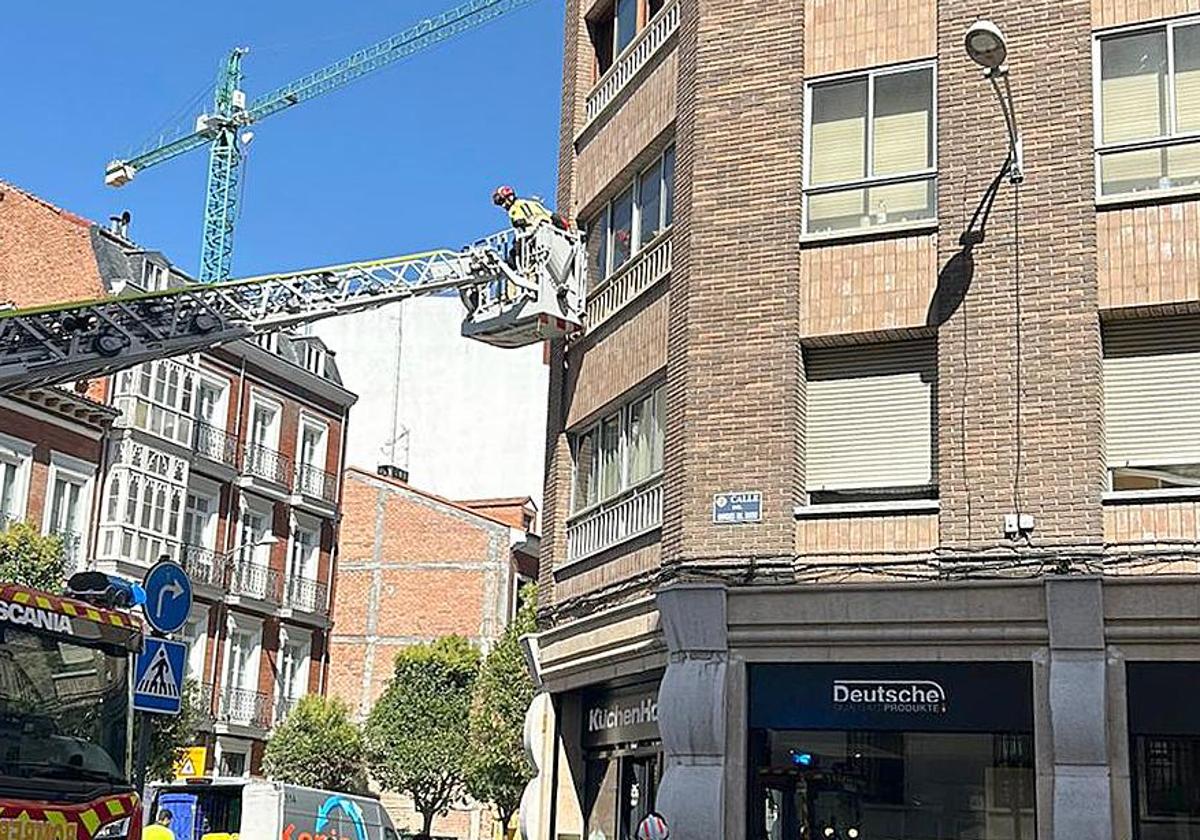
[520,1,1200,838]
[1,182,355,777]
[330,469,538,839]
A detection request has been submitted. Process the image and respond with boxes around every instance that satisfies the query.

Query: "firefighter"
[492,185,570,231]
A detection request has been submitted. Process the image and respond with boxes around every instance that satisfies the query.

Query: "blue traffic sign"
[134,638,187,715]
[142,560,193,635]
[713,491,763,524]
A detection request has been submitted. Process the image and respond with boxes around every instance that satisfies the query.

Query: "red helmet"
[493,185,516,206]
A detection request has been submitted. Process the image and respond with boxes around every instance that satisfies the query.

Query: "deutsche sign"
[713,491,762,524]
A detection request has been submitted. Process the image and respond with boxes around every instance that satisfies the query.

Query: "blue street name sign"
[142,560,193,635]
[713,491,763,524]
[134,638,187,715]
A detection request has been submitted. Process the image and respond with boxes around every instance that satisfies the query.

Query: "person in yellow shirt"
[492,186,570,232]
[144,810,175,840]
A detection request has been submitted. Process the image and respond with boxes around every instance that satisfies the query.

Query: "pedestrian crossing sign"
[134,638,187,715]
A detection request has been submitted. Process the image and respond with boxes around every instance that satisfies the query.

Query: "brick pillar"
[664,0,805,571]
[935,0,1104,554]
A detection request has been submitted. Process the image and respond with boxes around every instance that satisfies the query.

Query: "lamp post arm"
[988,68,1024,183]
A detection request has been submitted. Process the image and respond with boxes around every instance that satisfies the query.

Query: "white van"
[147,778,401,840]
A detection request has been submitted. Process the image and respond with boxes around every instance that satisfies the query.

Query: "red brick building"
[330,468,538,838]
[1,181,356,776]
[522,1,1200,838]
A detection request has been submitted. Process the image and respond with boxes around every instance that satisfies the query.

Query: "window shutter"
[810,79,867,185]
[1104,319,1200,468]
[805,341,936,491]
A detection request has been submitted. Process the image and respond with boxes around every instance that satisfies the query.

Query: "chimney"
[108,210,131,239]
[377,464,409,483]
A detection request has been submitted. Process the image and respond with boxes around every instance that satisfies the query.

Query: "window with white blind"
[1104,318,1200,491]
[804,62,937,235]
[1096,18,1200,198]
[804,341,937,503]
[570,384,666,513]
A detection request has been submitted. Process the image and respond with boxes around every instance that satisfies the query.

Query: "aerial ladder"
[104,0,541,282]
[0,223,585,393]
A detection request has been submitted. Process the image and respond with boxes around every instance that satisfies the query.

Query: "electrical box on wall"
[1003,513,1035,538]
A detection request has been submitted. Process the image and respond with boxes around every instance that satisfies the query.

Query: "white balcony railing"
[566,476,663,564]
[587,230,672,330]
[584,0,680,125]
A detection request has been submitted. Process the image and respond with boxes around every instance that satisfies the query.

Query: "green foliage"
[364,636,480,837]
[138,679,202,784]
[264,695,367,793]
[0,522,66,593]
[466,585,538,831]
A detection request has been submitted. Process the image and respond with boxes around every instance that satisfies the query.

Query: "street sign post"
[134,637,187,715]
[142,559,193,635]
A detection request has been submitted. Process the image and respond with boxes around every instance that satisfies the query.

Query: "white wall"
[311,295,548,508]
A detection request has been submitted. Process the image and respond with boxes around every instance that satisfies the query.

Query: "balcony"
[293,463,338,506]
[228,556,282,603]
[242,442,292,487]
[565,476,663,564]
[587,230,672,330]
[194,422,239,469]
[181,544,228,589]
[218,686,272,730]
[274,694,299,726]
[584,0,680,126]
[284,575,328,615]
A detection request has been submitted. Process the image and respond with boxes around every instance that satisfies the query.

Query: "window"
[114,360,195,446]
[298,420,327,471]
[300,343,326,376]
[183,491,217,548]
[238,506,271,567]
[44,456,93,564]
[804,63,936,234]
[141,260,168,291]
[589,0,670,77]
[1104,318,1200,491]
[588,144,676,284]
[182,608,208,680]
[288,523,319,582]
[255,333,280,353]
[196,379,227,428]
[278,634,311,708]
[219,750,247,777]
[1096,18,1200,198]
[249,398,281,450]
[0,435,31,526]
[804,341,937,504]
[570,384,666,513]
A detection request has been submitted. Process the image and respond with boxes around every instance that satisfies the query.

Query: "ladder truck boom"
[0,224,585,393]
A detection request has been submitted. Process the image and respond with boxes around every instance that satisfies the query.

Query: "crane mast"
[0,225,585,393]
[104,0,541,282]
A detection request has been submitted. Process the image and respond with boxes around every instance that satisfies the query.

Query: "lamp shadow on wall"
[926,155,1013,327]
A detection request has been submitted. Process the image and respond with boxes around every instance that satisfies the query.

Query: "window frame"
[42,452,94,545]
[569,382,667,517]
[296,414,329,471]
[0,433,33,526]
[588,143,677,285]
[1093,15,1200,202]
[802,59,939,237]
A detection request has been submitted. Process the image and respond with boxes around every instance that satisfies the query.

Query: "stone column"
[1045,576,1111,840]
[655,582,728,836]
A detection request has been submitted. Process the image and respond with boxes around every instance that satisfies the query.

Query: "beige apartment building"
[521,1,1200,839]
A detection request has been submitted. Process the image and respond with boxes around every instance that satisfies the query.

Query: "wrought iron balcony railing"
[242,442,292,486]
[218,686,273,730]
[284,575,329,614]
[294,462,338,505]
[228,555,283,603]
[181,544,227,588]
[194,421,239,468]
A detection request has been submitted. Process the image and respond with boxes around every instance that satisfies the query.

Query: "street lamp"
[965,20,1024,183]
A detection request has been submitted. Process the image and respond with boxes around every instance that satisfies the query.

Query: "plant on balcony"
[364,636,480,839]
[465,585,538,835]
[137,679,202,783]
[263,695,367,793]
[0,521,67,593]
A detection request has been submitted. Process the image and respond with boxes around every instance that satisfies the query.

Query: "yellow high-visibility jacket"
[508,198,554,230]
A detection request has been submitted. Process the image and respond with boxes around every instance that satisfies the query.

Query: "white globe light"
[965,20,1008,69]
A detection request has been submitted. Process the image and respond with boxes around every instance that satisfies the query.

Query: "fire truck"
[0,579,145,840]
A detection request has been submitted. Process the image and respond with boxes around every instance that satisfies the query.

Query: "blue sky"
[2,1,565,277]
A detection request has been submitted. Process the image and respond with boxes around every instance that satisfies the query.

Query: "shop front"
[1127,662,1200,840]
[747,662,1037,840]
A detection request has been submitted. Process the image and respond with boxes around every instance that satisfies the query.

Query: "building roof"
[346,466,529,532]
[0,179,93,229]
[12,386,120,428]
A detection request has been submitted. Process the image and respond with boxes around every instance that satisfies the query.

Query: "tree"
[466,585,538,834]
[136,679,202,784]
[364,636,480,838]
[264,695,367,793]
[0,522,66,593]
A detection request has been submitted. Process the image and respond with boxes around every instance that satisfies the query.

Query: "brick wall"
[801,235,939,339]
[806,0,936,76]
[330,470,513,716]
[935,0,1105,552]
[795,512,939,559]
[663,0,805,567]
[1097,203,1200,312]
[0,183,105,306]
[1092,0,1200,28]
